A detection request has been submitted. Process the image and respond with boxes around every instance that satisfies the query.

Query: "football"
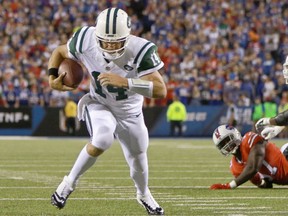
[58,59,84,88]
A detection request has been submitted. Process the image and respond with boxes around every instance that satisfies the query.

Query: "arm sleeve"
[274,110,288,126]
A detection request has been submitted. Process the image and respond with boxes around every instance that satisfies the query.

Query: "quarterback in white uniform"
[48,8,166,215]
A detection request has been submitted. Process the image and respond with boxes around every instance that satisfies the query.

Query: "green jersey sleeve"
[68,26,91,59]
[136,44,163,74]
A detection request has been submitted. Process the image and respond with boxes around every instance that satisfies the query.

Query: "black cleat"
[51,192,67,209]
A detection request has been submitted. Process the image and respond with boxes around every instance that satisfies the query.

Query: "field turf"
[0,137,288,216]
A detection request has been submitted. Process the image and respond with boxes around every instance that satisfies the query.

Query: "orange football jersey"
[230,132,288,185]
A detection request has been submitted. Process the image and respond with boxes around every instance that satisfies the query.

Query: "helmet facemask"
[217,133,241,156]
[95,8,131,60]
[96,35,130,60]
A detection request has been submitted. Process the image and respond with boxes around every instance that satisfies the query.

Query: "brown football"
[58,59,84,88]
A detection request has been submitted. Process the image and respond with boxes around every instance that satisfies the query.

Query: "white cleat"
[137,193,164,215]
[51,176,75,209]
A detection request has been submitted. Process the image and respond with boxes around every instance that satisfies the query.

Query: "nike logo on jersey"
[124,65,133,71]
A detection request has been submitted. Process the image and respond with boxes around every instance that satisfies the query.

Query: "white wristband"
[229,180,237,189]
[127,78,153,98]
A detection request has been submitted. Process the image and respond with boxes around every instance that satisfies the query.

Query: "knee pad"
[91,125,115,151]
[86,106,117,151]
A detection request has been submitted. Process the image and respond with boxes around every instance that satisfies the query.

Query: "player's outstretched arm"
[256,110,288,128]
[48,45,75,91]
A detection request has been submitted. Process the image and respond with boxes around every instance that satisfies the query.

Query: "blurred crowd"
[1,0,288,110]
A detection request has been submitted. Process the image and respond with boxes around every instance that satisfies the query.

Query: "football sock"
[68,144,97,184]
[128,152,149,195]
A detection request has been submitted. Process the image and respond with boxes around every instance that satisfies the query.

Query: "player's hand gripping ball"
[58,59,84,88]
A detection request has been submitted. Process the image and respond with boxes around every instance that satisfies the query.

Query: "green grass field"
[0,137,288,216]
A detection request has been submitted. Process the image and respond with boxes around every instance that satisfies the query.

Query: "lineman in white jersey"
[48,8,166,215]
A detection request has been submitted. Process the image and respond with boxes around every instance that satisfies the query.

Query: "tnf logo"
[0,112,30,123]
[0,108,32,128]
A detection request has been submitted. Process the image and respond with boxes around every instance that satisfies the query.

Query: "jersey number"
[91,71,128,101]
[151,51,161,66]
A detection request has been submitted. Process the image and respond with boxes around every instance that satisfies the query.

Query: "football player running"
[48,8,166,215]
[210,125,288,190]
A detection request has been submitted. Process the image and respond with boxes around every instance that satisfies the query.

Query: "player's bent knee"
[91,126,114,150]
[86,143,104,157]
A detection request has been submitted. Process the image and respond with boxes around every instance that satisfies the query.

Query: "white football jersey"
[67,26,164,116]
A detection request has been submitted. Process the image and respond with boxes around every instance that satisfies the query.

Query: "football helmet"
[212,125,242,156]
[95,8,131,60]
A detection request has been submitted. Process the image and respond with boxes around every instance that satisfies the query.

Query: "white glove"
[261,126,285,140]
[255,118,271,133]
[283,56,288,84]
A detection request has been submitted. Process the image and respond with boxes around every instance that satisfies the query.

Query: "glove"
[210,183,231,190]
[258,178,273,189]
[283,56,288,84]
[261,126,285,140]
[255,118,271,133]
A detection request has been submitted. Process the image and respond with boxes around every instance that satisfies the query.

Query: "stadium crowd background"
[1,0,288,110]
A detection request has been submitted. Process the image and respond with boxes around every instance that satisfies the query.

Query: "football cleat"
[137,193,164,215]
[51,176,75,209]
